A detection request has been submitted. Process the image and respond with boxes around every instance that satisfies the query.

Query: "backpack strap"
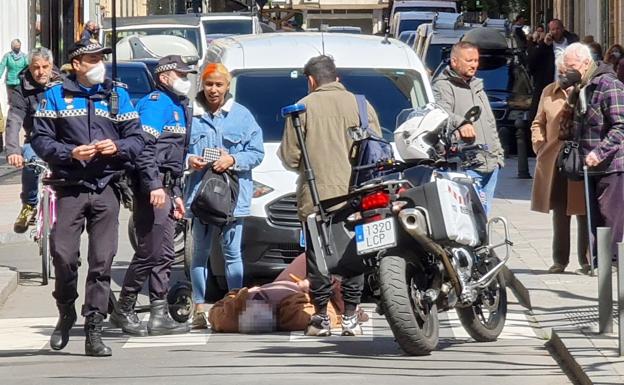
[355,94,370,132]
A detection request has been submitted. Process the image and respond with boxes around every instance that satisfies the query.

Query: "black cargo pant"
[51,185,120,316]
[120,189,175,301]
[304,225,364,316]
[587,172,624,261]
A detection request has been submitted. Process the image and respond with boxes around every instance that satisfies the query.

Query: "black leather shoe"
[50,303,76,350]
[110,292,147,336]
[147,300,190,336]
[85,313,112,357]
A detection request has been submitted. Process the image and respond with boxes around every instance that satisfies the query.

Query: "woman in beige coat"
[530,64,590,274]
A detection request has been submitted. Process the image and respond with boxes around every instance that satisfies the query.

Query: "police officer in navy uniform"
[110,55,194,336]
[31,40,144,357]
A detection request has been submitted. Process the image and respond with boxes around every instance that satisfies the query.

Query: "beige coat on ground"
[530,82,586,215]
[278,82,381,221]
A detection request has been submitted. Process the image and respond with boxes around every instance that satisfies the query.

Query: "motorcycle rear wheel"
[456,257,507,342]
[379,255,439,355]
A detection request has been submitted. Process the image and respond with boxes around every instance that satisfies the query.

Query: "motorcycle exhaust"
[398,208,462,296]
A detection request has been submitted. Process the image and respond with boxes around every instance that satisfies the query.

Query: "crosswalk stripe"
[0,317,57,351]
[441,308,539,341]
[122,329,210,348]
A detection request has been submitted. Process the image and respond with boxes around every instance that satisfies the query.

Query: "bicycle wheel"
[41,189,50,286]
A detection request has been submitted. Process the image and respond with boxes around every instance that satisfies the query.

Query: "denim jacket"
[184,95,264,217]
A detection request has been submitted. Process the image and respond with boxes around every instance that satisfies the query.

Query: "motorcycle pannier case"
[402,178,480,247]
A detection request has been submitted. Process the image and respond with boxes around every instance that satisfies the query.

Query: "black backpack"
[350,95,394,186]
[191,168,239,227]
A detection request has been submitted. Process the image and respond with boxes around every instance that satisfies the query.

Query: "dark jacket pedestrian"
[31,39,144,357]
[527,20,579,121]
[5,47,61,234]
[112,55,195,338]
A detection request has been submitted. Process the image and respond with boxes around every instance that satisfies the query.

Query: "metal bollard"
[618,243,624,356]
[515,120,531,179]
[598,227,613,334]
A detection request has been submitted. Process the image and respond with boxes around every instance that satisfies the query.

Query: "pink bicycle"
[26,160,57,286]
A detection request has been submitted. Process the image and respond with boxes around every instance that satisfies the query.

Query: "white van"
[391,11,437,37]
[202,33,434,286]
[390,1,457,31]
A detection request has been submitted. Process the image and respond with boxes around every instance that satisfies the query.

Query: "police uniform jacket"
[134,86,191,197]
[31,75,144,190]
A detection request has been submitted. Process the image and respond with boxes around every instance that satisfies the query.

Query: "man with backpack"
[278,55,382,337]
[110,55,194,336]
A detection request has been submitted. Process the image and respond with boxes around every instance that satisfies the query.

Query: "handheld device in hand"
[203,148,221,163]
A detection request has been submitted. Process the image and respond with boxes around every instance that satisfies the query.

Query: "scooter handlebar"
[281,103,306,118]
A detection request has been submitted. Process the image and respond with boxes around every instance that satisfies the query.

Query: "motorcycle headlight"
[253,181,274,198]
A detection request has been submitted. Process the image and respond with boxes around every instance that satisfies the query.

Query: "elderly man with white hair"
[561,42,624,274]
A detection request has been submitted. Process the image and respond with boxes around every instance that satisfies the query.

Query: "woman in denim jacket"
[184,63,264,329]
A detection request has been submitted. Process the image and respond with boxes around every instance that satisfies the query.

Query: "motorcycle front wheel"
[456,256,507,342]
[379,255,439,355]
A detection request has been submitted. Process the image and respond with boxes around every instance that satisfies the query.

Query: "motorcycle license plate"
[355,218,397,255]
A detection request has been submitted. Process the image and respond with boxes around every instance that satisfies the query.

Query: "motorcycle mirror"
[464,106,482,123]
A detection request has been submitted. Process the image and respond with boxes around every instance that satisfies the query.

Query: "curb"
[0,266,18,307]
[548,330,593,385]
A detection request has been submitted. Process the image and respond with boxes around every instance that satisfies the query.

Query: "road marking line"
[289,311,374,342]
[442,308,538,341]
[122,329,210,349]
[0,317,57,351]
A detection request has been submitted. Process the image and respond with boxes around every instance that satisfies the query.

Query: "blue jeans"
[466,166,500,216]
[22,143,39,206]
[190,218,244,304]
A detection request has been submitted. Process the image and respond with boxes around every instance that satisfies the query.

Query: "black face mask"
[558,69,582,89]
[12,48,20,54]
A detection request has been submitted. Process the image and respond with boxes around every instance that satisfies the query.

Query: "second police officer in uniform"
[111,55,194,336]
[31,39,144,357]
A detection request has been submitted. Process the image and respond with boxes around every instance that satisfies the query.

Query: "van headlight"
[253,181,274,198]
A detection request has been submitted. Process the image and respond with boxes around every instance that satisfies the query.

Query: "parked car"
[104,61,155,105]
[391,11,436,37]
[201,13,263,36]
[202,33,434,289]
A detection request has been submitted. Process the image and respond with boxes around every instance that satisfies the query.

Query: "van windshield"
[230,68,429,142]
[398,19,430,35]
[425,43,452,71]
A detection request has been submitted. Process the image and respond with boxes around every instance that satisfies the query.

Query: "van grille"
[267,194,300,228]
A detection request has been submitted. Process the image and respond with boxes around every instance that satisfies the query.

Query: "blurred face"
[548,21,564,42]
[451,47,479,80]
[564,52,591,78]
[536,26,544,34]
[12,43,21,53]
[202,71,230,110]
[29,57,52,85]
[72,53,104,76]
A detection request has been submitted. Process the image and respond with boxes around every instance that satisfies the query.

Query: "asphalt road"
[0,211,573,385]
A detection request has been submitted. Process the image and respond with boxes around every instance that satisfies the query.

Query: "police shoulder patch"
[149,92,161,101]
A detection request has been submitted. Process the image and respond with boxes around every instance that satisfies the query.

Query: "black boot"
[109,292,147,336]
[50,303,76,350]
[147,299,190,336]
[84,313,112,357]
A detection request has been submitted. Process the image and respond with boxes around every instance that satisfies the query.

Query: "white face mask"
[85,61,106,84]
[171,77,191,96]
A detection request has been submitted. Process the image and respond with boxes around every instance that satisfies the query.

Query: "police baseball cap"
[154,55,198,75]
[67,39,112,61]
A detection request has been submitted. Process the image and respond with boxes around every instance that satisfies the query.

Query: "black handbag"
[556,140,584,181]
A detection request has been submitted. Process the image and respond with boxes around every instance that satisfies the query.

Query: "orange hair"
[201,63,231,82]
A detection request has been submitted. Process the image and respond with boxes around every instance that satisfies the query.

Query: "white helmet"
[394,103,449,161]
